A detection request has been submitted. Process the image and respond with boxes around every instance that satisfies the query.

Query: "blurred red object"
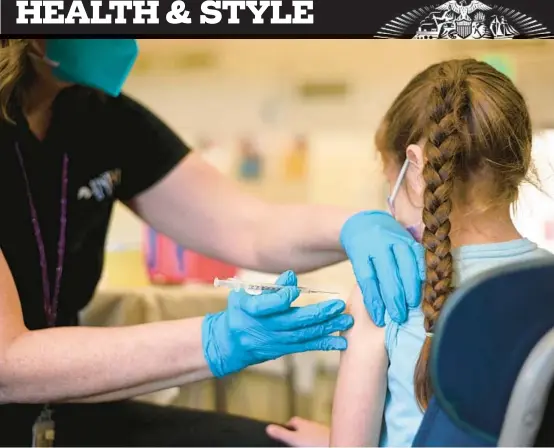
[143,226,237,285]
[144,227,187,285]
[183,251,237,285]
[545,221,554,241]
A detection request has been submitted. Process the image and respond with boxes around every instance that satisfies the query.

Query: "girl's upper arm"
[0,250,27,354]
[330,285,389,447]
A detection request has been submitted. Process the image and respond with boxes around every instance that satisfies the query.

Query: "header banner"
[2,0,554,36]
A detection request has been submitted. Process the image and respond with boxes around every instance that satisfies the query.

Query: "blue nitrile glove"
[202,270,354,377]
[340,210,426,327]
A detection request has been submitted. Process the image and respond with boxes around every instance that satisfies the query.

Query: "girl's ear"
[406,143,424,168]
[405,143,425,198]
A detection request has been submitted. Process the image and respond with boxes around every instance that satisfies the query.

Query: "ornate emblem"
[376,1,552,39]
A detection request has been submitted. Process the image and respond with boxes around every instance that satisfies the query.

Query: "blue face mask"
[45,39,139,97]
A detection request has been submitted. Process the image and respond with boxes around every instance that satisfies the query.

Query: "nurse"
[0,39,424,446]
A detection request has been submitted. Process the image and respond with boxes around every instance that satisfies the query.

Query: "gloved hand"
[340,210,426,327]
[202,271,354,377]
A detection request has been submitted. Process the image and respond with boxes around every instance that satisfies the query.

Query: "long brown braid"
[415,63,471,408]
[375,59,533,409]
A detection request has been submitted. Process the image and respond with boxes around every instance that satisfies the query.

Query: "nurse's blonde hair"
[0,39,34,123]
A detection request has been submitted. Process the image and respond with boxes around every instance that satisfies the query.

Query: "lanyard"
[14,143,69,328]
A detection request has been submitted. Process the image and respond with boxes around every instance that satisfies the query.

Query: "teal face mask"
[45,39,139,97]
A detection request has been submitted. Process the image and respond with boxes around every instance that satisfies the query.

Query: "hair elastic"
[426,332,434,338]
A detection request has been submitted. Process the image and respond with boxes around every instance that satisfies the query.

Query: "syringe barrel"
[214,277,240,290]
[214,278,337,295]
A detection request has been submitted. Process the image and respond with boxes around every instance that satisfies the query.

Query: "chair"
[413,258,554,447]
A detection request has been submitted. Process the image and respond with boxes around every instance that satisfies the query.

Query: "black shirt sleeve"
[107,93,191,201]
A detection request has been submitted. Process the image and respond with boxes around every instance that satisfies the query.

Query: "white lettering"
[222,1,245,24]
[200,0,222,24]
[65,0,90,24]
[133,0,159,24]
[16,0,42,24]
[14,0,310,25]
[109,0,133,23]
[292,0,312,24]
[90,0,111,24]
[43,0,64,23]
[246,0,269,24]
[270,1,290,24]
[166,0,191,25]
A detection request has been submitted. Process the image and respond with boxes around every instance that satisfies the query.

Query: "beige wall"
[132,40,554,127]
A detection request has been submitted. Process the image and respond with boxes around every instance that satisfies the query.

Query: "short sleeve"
[385,308,426,360]
[107,93,191,201]
[384,311,399,359]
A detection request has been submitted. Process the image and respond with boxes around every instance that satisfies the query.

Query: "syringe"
[214,277,338,295]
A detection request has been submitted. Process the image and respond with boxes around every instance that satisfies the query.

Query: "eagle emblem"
[413,0,519,39]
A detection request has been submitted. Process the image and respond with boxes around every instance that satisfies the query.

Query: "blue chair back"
[413,259,554,447]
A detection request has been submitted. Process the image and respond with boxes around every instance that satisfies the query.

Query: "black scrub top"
[0,86,190,331]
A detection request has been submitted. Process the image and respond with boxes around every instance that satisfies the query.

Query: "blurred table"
[80,284,341,422]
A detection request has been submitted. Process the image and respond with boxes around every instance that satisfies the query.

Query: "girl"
[330,59,554,447]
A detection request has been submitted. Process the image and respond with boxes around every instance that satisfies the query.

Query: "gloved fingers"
[262,299,347,331]
[274,270,298,287]
[259,270,297,297]
[284,335,348,353]
[391,243,422,309]
[350,251,385,327]
[239,286,300,317]
[349,245,377,294]
[372,245,407,324]
[412,241,427,281]
[361,257,386,327]
[271,314,353,344]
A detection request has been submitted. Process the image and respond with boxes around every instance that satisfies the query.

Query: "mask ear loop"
[387,158,411,213]
[28,51,60,68]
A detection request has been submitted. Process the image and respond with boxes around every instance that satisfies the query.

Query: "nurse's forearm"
[0,317,212,404]
[73,370,208,403]
[254,204,357,273]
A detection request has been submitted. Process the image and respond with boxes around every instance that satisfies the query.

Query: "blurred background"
[83,39,554,425]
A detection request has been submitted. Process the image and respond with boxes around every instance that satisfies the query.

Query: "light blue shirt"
[379,239,553,447]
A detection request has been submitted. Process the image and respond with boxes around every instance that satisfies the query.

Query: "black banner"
[2,0,554,37]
